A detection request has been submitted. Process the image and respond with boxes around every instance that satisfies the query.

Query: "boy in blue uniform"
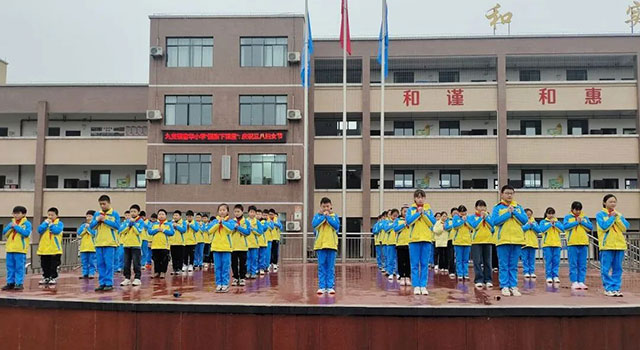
[90,195,121,292]
[312,197,340,295]
[78,210,97,279]
[2,206,32,291]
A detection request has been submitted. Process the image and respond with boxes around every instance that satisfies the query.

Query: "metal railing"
[29,235,81,274]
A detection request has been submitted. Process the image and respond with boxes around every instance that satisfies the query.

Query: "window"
[519,70,541,82]
[439,121,460,136]
[568,120,588,135]
[494,179,499,189]
[0,175,5,188]
[48,128,60,137]
[314,58,362,84]
[164,95,212,126]
[601,128,617,135]
[439,71,460,83]
[63,179,79,189]
[567,69,587,81]
[136,170,146,188]
[520,120,541,136]
[623,128,636,135]
[440,170,460,189]
[166,37,213,68]
[240,95,287,126]
[65,130,81,137]
[337,120,360,136]
[239,154,286,185]
[315,166,362,189]
[569,170,590,188]
[625,178,638,190]
[394,170,414,189]
[163,154,211,185]
[393,121,414,136]
[0,128,8,137]
[45,175,59,189]
[393,71,414,84]
[315,117,361,136]
[90,170,110,188]
[240,37,288,67]
[594,179,619,189]
[522,170,542,188]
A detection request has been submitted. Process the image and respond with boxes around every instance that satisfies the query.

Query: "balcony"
[0,190,34,216]
[370,136,497,165]
[0,138,37,165]
[44,137,147,165]
[508,135,639,165]
[43,189,146,217]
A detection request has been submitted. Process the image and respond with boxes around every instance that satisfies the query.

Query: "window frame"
[568,119,589,135]
[520,120,542,136]
[238,154,287,186]
[240,37,288,68]
[569,169,590,189]
[166,37,214,68]
[439,120,460,136]
[90,170,111,189]
[164,95,213,126]
[393,121,414,136]
[438,71,460,83]
[566,69,588,81]
[521,169,543,189]
[394,170,415,189]
[136,170,146,189]
[393,71,415,84]
[625,178,638,190]
[163,154,212,185]
[519,70,541,82]
[439,170,461,189]
[239,95,288,126]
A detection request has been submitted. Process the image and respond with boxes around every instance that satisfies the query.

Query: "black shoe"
[79,275,88,279]
[13,284,23,290]
[1,284,15,291]
[95,285,105,292]
[103,285,114,291]
[88,276,95,279]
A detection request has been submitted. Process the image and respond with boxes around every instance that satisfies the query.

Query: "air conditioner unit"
[150,46,164,57]
[286,170,301,181]
[5,178,16,185]
[288,51,301,63]
[145,169,161,180]
[146,110,163,121]
[286,221,301,232]
[287,109,302,120]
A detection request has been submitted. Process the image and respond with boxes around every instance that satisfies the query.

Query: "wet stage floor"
[1,264,640,308]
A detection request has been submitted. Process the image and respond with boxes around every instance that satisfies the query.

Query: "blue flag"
[301,8,314,87]
[377,0,389,79]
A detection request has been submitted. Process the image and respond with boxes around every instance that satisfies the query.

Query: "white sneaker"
[493,268,498,272]
[510,287,522,297]
[486,282,494,288]
[188,265,193,272]
[413,287,421,295]
[182,265,187,272]
[232,279,239,286]
[239,279,246,286]
[259,269,265,276]
[553,277,560,284]
[546,278,553,284]
[615,291,624,297]
[579,283,588,290]
[395,274,401,279]
[216,285,222,292]
[524,274,530,279]
[387,275,393,281]
[120,279,131,286]
[449,274,456,279]
[501,287,511,296]
[274,265,279,272]
[132,279,141,286]
[221,285,229,293]
[530,274,537,279]
[604,290,615,297]
[39,278,48,285]
[399,278,406,286]
[48,278,56,285]
[571,282,580,290]
[406,278,411,286]
[457,276,463,281]
[464,276,470,281]
[317,288,325,295]
[475,283,484,289]
[327,288,336,295]
[434,266,439,272]
[420,287,429,295]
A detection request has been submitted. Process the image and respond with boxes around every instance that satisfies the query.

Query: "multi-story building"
[1,15,639,242]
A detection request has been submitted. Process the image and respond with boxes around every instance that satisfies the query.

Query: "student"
[78,210,97,279]
[201,214,212,269]
[169,210,186,275]
[269,209,283,273]
[377,211,388,273]
[383,209,399,281]
[394,206,411,286]
[372,214,382,271]
[521,209,539,279]
[119,204,145,287]
[444,208,460,279]
[148,209,174,279]
[405,189,436,295]
[90,195,121,292]
[312,197,340,295]
[139,211,151,271]
[246,206,262,279]
[183,210,198,272]
[380,211,391,276]
[115,210,128,274]
[433,212,442,270]
[231,204,250,286]
[144,213,157,270]
[264,211,274,272]
[194,213,205,270]
[2,206,32,291]
[563,201,594,290]
[209,204,235,292]
[468,200,494,289]
[256,210,269,275]
[37,207,64,285]
[450,205,472,281]
[539,207,564,285]
[432,212,449,275]
[492,185,527,297]
[596,194,630,297]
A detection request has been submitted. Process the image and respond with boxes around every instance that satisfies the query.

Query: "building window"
[568,120,588,135]
[522,170,542,188]
[63,179,79,189]
[394,121,414,136]
[163,154,211,185]
[239,154,287,185]
[625,178,638,189]
[494,179,499,189]
[623,128,636,135]
[0,128,7,137]
[337,120,360,136]
[315,117,361,136]
[136,170,146,188]
[48,128,60,137]
[440,170,460,189]
[166,37,213,68]
[315,166,362,189]
[45,175,59,189]
[90,170,110,188]
[164,95,212,126]
[240,37,288,67]
[594,179,619,189]
[0,175,5,188]
[314,58,362,84]
[393,71,414,84]
[65,130,81,137]
[439,121,460,136]
[394,170,414,189]
[519,70,541,82]
[240,95,287,126]
[439,71,460,83]
[520,120,541,136]
[569,170,590,188]
[567,69,588,81]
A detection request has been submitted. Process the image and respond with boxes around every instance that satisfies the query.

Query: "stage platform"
[1,264,639,349]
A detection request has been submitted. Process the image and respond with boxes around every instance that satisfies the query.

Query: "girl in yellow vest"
[78,210,97,279]
[148,209,175,279]
[596,194,630,297]
[563,201,594,290]
[521,208,540,279]
[539,207,565,285]
[169,210,187,275]
[433,212,449,275]
[37,207,64,285]
[469,200,495,289]
[385,209,400,281]
[246,206,262,279]
[184,210,198,272]
[1,206,32,291]
[405,190,437,295]
[450,205,472,281]
[194,213,206,270]
[209,204,235,292]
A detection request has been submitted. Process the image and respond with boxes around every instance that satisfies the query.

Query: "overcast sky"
[0,0,637,83]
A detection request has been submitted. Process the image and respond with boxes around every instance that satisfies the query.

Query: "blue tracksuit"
[3,219,32,286]
[405,205,437,288]
[372,221,383,269]
[77,223,97,277]
[521,220,540,276]
[312,213,340,290]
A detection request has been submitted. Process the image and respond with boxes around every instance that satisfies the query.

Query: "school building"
[1,15,640,239]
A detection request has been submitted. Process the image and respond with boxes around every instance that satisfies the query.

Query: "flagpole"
[302,0,310,264]
[341,0,348,264]
[379,0,386,218]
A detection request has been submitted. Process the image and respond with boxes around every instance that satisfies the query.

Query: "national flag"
[301,1,314,87]
[377,0,389,78]
[340,0,352,55]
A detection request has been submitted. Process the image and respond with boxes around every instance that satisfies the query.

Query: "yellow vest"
[79,223,96,253]
[246,218,260,249]
[523,219,539,249]
[37,219,63,255]
[231,217,249,252]
[541,219,563,248]
[93,209,120,247]
[597,209,628,250]
[5,218,31,254]
[396,219,410,246]
[209,217,234,252]
[565,214,590,246]
[313,213,339,250]
[258,220,268,247]
[150,221,173,250]
[169,219,185,246]
[452,218,472,247]
[184,220,198,245]
[120,218,144,248]
[493,201,526,246]
[407,203,435,243]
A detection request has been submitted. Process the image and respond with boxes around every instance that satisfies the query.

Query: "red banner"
[163,130,286,143]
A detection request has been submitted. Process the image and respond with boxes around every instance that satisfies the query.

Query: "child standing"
[563,201,593,290]
[246,206,262,279]
[169,210,186,275]
[257,210,269,275]
[269,209,282,273]
[394,206,411,286]
[312,197,340,295]
[377,211,388,273]
[450,205,472,282]
[194,213,205,270]
[90,195,121,292]
[432,212,449,275]
[148,209,174,279]
[2,206,32,291]
[231,205,250,286]
[144,213,156,270]
[184,210,198,272]
[596,194,630,297]
[209,204,235,292]
[469,200,494,289]
[385,209,400,281]
[521,209,539,279]
[78,210,97,279]
[405,190,436,295]
[116,210,129,274]
[120,204,145,287]
[201,214,212,269]
[444,208,460,279]
[539,207,564,285]
[37,207,64,285]
[139,211,151,271]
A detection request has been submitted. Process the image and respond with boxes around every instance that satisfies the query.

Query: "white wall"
[373,118,496,135]
[508,168,637,189]
[45,165,145,189]
[507,117,636,135]
[506,67,635,81]
[0,115,36,137]
[373,167,496,189]
[22,119,147,137]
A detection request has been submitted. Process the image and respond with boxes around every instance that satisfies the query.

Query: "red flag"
[340,0,352,55]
